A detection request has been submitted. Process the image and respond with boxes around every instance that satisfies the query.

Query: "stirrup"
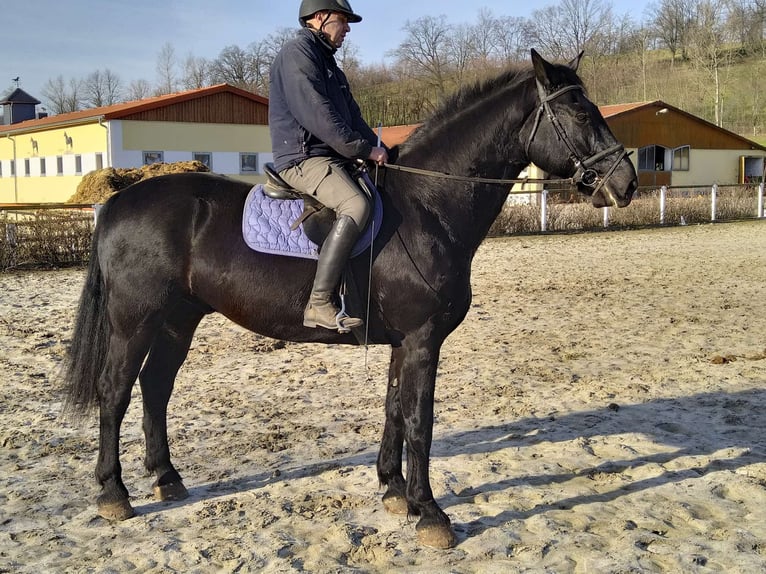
[334,292,362,333]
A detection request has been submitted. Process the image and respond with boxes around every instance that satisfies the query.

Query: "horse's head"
[524,49,637,208]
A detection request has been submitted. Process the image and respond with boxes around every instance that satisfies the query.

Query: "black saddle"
[263,163,304,200]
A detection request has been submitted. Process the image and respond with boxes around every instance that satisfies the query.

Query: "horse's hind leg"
[96,326,160,520]
[139,300,206,503]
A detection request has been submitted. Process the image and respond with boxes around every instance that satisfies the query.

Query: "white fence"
[527,183,766,232]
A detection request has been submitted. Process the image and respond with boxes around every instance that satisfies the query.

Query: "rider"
[269,0,388,333]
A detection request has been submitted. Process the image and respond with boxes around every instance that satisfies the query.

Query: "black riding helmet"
[298,0,362,25]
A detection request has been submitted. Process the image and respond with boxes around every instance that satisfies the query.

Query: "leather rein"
[383,82,627,194]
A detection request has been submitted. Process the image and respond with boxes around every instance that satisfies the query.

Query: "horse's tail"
[62,223,110,419]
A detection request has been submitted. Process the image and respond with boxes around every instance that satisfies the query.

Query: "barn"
[603,100,766,187]
[0,84,271,203]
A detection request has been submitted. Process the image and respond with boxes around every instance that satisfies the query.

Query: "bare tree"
[687,0,733,125]
[650,0,697,63]
[125,79,153,101]
[83,69,122,107]
[337,40,363,84]
[155,43,179,95]
[447,23,474,85]
[726,0,764,54]
[181,55,211,90]
[493,15,530,64]
[527,0,615,59]
[41,75,83,114]
[390,15,453,97]
[210,45,258,91]
[469,8,500,65]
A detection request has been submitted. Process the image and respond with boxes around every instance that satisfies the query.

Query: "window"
[57,156,63,175]
[10,160,15,176]
[75,155,82,175]
[95,153,104,170]
[24,158,30,176]
[240,153,258,174]
[638,144,668,171]
[40,158,46,176]
[193,152,212,169]
[0,161,3,177]
[672,145,690,171]
[143,151,164,165]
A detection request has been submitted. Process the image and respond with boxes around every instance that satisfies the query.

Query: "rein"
[382,162,575,187]
[381,81,627,193]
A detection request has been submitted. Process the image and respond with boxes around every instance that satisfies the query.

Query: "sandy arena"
[1,221,765,573]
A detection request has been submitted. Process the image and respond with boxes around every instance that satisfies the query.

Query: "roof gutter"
[0,115,103,137]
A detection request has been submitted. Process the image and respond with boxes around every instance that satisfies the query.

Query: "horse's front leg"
[377,347,407,515]
[380,329,457,549]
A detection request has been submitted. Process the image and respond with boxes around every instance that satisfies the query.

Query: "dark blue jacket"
[269,28,379,172]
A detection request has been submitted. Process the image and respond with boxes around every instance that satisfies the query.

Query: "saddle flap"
[263,162,303,200]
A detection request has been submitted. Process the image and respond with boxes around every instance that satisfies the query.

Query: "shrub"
[0,210,94,270]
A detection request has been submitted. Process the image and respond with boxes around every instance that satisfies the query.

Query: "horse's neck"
[397,87,533,251]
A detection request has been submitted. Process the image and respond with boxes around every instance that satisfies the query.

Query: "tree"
[527,0,615,59]
[155,43,179,95]
[492,15,531,64]
[125,79,153,102]
[83,69,122,107]
[41,75,82,114]
[210,45,258,91]
[181,55,211,90]
[650,0,696,63]
[390,15,453,97]
[447,23,474,85]
[726,0,765,55]
[686,0,733,125]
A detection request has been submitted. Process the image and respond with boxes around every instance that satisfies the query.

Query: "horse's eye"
[576,112,588,123]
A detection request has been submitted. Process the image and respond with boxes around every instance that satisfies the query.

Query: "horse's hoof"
[417,524,457,549]
[154,481,189,502]
[382,494,408,515]
[98,499,135,521]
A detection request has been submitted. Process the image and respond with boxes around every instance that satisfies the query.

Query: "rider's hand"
[369,146,388,166]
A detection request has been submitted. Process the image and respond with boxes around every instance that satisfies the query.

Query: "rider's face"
[319,12,350,48]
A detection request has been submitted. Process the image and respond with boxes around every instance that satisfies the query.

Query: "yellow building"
[0,84,271,203]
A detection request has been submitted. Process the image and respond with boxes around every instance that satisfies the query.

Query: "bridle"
[525,82,627,196]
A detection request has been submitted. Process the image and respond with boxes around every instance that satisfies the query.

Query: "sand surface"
[1,221,766,573]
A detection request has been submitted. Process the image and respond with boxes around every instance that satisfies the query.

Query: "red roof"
[0,84,268,133]
[599,102,651,117]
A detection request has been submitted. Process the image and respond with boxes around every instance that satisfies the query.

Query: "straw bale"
[68,161,210,204]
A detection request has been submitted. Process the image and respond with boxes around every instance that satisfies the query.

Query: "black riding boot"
[303,215,364,332]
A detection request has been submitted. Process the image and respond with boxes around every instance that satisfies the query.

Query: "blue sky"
[3,0,647,106]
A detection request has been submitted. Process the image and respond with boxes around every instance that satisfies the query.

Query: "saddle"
[242,162,383,260]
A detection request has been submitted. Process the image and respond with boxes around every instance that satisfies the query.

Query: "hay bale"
[68,161,210,204]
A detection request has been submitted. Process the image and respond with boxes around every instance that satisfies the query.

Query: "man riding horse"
[269,0,388,333]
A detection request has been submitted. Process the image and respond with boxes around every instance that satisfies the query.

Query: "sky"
[3,0,647,108]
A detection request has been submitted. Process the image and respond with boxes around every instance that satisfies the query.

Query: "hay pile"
[68,161,210,204]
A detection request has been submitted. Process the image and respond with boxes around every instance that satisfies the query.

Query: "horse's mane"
[399,60,584,155]
[400,65,534,153]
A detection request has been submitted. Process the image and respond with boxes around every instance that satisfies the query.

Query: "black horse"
[64,50,637,548]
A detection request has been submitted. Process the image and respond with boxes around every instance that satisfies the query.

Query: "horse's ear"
[531,48,554,89]
[567,51,585,72]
